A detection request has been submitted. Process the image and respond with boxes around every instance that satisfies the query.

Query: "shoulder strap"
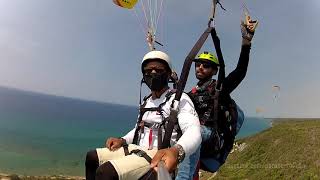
[132,94,152,145]
[161,27,226,149]
[160,28,213,149]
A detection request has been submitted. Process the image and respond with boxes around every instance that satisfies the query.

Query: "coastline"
[268,117,320,126]
[261,117,320,127]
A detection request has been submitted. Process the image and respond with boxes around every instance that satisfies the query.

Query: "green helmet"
[195,51,219,66]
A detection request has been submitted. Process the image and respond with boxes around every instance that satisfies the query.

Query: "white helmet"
[141,51,173,73]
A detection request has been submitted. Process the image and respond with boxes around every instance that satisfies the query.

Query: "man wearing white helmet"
[85,50,201,180]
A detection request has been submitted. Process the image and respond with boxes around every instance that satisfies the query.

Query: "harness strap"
[123,143,130,156]
[210,29,225,152]
[208,0,217,27]
[197,79,214,92]
[175,27,213,102]
[160,109,178,149]
[212,89,220,129]
[140,107,160,114]
[142,121,162,128]
[161,29,225,150]
[157,125,163,148]
[133,94,152,144]
[133,90,175,147]
[137,121,163,149]
[160,27,214,149]
[130,149,152,164]
[208,0,226,27]
[211,28,225,91]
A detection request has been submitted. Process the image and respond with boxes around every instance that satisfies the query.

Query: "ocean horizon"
[0,86,271,176]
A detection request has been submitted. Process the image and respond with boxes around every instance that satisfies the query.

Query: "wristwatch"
[174,144,185,163]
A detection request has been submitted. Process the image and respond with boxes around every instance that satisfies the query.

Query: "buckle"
[215,83,223,92]
[136,150,146,157]
[123,143,128,148]
[130,149,146,157]
[151,123,161,129]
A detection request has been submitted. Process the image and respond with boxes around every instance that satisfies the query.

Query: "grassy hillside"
[201,119,320,179]
[1,119,320,180]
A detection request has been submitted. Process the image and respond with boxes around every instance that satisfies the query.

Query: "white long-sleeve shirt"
[122,89,201,156]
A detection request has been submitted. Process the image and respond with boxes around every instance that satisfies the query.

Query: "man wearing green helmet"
[194,51,220,82]
[178,14,258,177]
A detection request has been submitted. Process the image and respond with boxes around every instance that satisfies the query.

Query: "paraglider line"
[147,0,154,31]
[133,8,147,35]
[241,0,251,16]
[140,0,149,28]
[155,0,165,35]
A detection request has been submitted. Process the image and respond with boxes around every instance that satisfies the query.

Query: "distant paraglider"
[255,107,265,114]
[272,85,280,101]
[255,107,265,118]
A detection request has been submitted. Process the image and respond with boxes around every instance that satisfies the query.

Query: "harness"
[132,90,181,148]
[190,80,216,125]
[189,78,239,165]
[125,90,182,164]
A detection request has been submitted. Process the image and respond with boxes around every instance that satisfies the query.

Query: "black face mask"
[143,72,169,91]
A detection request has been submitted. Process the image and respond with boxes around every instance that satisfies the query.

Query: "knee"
[86,150,99,166]
[96,162,119,180]
[95,165,104,179]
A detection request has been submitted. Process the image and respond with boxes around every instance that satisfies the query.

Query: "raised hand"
[241,13,258,42]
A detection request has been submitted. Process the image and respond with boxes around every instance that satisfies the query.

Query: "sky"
[0,0,319,118]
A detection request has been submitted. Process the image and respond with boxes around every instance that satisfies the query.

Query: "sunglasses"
[195,62,213,69]
[143,68,166,74]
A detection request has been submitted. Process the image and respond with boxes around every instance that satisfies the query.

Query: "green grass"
[201,119,320,179]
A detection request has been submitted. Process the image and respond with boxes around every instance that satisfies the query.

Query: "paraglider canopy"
[113,0,138,9]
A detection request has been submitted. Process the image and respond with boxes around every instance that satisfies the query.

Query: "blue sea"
[0,87,271,176]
